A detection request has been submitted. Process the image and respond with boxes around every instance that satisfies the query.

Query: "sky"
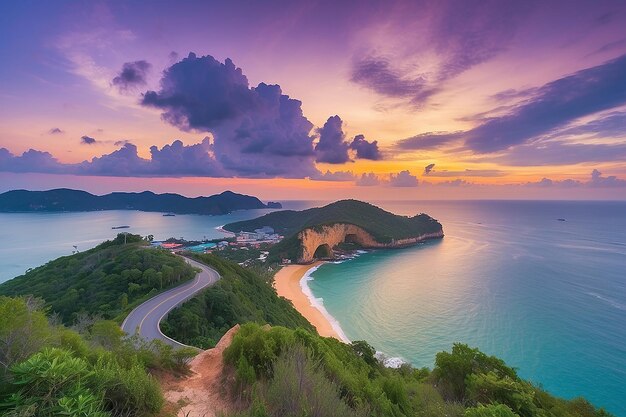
[1,0,626,200]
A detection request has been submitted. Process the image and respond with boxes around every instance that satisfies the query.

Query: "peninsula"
[0,188,281,215]
[224,199,443,263]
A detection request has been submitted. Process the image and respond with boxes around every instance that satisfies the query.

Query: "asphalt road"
[121,256,220,348]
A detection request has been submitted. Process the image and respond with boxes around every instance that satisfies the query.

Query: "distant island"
[0,188,281,215]
[224,199,443,263]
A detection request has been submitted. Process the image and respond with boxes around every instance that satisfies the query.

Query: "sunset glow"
[1,0,626,199]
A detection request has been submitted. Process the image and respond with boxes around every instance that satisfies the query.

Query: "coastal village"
[148,226,284,265]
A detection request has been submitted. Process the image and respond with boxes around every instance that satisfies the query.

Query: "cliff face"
[297,223,444,263]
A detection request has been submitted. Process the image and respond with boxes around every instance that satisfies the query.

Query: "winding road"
[121,256,220,348]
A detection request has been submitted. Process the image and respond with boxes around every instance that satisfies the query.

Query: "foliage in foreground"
[0,233,196,323]
[222,323,613,417]
[161,253,314,348]
[0,296,193,417]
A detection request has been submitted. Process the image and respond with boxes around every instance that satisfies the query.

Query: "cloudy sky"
[1,0,626,199]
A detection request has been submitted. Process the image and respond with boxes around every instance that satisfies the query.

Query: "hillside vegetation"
[161,253,314,348]
[223,324,613,417]
[0,188,280,215]
[0,234,195,323]
[0,296,194,417]
[224,199,443,243]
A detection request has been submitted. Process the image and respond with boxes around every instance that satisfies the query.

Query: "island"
[0,188,282,215]
[223,199,443,263]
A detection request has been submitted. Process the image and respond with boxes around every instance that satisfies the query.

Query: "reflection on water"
[308,200,626,416]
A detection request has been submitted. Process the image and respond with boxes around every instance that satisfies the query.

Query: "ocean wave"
[375,351,406,369]
[587,292,626,311]
[300,265,351,343]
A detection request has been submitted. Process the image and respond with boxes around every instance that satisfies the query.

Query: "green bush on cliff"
[0,234,196,323]
[160,253,314,348]
[222,323,612,417]
[0,296,168,417]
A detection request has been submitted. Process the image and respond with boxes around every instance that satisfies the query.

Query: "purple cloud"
[142,53,317,178]
[48,128,63,135]
[484,141,626,166]
[399,54,626,154]
[350,56,430,101]
[590,169,626,187]
[389,170,419,187]
[0,148,64,173]
[398,131,464,150]
[349,134,381,160]
[526,170,626,188]
[424,163,435,175]
[112,60,151,92]
[1,139,221,177]
[351,1,528,105]
[315,115,350,164]
[355,172,380,186]
[80,135,97,145]
[311,170,355,182]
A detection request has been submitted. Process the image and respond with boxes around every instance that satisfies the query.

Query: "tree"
[0,296,51,373]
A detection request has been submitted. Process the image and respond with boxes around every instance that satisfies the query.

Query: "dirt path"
[162,325,240,417]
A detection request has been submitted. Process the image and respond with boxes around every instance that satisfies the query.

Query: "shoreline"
[274,262,350,342]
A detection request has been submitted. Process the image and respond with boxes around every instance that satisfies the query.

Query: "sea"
[0,200,624,415]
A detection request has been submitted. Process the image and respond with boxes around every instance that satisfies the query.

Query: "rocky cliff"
[297,223,444,263]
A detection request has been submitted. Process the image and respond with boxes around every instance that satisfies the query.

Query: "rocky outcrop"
[297,223,444,263]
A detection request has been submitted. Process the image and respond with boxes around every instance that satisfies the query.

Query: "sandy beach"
[274,262,346,341]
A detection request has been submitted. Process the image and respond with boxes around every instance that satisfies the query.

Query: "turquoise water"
[307,201,626,416]
[0,208,279,282]
[1,200,624,414]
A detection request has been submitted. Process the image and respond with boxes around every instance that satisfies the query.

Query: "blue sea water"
[306,200,626,416]
[0,200,624,414]
[0,208,279,282]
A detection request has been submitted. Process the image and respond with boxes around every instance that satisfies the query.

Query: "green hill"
[0,234,196,323]
[161,253,315,348]
[0,188,281,215]
[223,323,613,417]
[223,199,443,243]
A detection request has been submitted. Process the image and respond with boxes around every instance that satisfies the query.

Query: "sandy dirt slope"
[162,324,240,417]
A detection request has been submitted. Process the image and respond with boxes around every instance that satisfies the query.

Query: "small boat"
[557,218,566,222]
[112,225,130,229]
[163,213,176,217]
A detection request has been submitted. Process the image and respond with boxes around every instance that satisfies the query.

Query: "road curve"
[121,256,220,348]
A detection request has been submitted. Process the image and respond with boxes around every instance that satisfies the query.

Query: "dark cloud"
[350,56,431,102]
[399,54,626,153]
[80,135,97,145]
[389,170,419,187]
[315,115,350,164]
[355,172,380,186]
[349,134,382,160]
[113,140,131,146]
[142,53,317,178]
[48,128,63,135]
[424,163,435,175]
[112,60,151,92]
[310,170,355,182]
